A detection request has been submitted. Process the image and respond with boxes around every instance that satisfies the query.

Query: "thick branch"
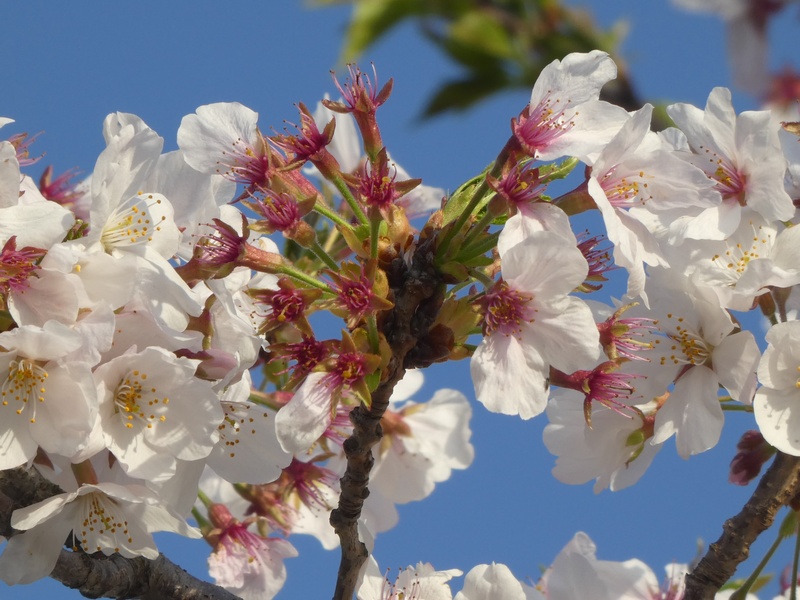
[684,452,800,599]
[330,235,444,600]
[0,467,240,600]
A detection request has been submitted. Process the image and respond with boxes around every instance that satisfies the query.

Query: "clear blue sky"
[1,2,798,598]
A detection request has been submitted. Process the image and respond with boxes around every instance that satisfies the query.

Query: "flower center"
[113,369,167,430]
[1,358,47,423]
[599,165,652,209]
[0,237,45,295]
[101,193,165,251]
[75,492,132,554]
[656,316,711,368]
[708,221,772,287]
[481,284,533,336]
[514,90,575,157]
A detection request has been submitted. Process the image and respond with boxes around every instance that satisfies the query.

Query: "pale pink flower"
[753,321,800,455]
[512,50,629,163]
[667,87,794,237]
[471,231,600,419]
[357,557,462,600]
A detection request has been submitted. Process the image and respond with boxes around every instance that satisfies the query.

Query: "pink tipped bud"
[729,430,774,486]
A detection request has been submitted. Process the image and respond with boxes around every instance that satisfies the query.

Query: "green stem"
[459,231,501,263]
[196,489,214,510]
[458,209,496,252]
[249,389,285,411]
[278,264,334,294]
[310,239,339,271]
[331,176,368,224]
[314,201,353,230]
[366,315,380,354]
[437,134,514,260]
[369,208,381,261]
[191,507,212,531]
[720,404,754,413]
[468,267,496,290]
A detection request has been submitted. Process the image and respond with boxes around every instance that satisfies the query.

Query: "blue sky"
[2,1,798,598]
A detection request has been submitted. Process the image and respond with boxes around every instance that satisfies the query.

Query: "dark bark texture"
[0,467,240,600]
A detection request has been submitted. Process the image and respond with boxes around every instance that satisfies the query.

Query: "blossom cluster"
[0,45,799,599]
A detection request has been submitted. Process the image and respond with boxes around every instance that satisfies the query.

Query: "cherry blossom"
[471,231,600,418]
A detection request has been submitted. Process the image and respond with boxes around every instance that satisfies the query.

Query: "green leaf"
[340,0,426,61]
[421,71,510,118]
[449,11,514,61]
[441,172,486,226]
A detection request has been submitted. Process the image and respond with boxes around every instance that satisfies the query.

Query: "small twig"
[330,235,444,600]
[685,453,800,599]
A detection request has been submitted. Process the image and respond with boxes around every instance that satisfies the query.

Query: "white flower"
[208,520,297,600]
[587,104,719,301]
[454,563,530,600]
[626,270,760,458]
[357,557,462,600]
[753,320,800,455]
[206,371,292,484]
[94,346,223,481]
[513,50,629,163]
[471,231,600,419]
[541,532,660,600]
[178,102,271,187]
[544,391,662,493]
[667,87,793,237]
[0,321,98,468]
[0,481,199,585]
[370,383,474,504]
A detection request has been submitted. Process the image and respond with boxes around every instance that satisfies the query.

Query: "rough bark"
[0,467,240,600]
[330,234,445,600]
[684,452,800,599]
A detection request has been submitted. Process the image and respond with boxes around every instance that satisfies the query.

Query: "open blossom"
[586,104,720,301]
[357,557,462,600]
[369,370,475,504]
[0,481,199,585]
[455,563,533,600]
[471,231,600,419]
[625,270,760,458]
[94,346,224,481]
[512,50,629,163]
[666,87,794,238]
[753,321,800,455]
[206,505,297,600]
[206,371,292,485]
[0,321,98,469]
[544,389,662,493]
[178,102,273,188]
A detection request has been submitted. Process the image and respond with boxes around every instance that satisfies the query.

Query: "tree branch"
[330,234,445,600]
[684,452,800,599]
[0,467,240,600]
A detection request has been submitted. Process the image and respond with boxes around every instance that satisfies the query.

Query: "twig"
[330,234,444,600]
[684,452,800,599]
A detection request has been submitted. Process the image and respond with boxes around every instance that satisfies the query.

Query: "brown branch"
[330,234,445,600]
[684,452,800,599]
[0,467,240,600]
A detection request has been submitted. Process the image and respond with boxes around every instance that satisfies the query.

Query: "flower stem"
[310,239,340,271]
[278,264,333,294]
[314,201,353,230]
[331,176,368,224]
